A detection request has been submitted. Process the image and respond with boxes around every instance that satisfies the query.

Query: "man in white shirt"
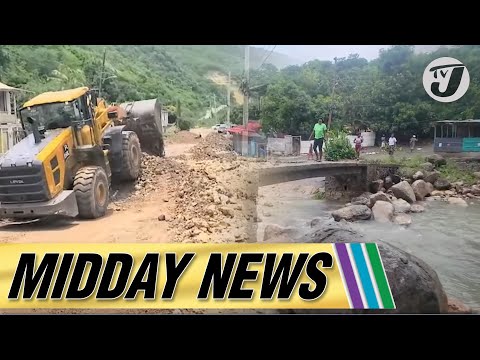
[388,134,397,155]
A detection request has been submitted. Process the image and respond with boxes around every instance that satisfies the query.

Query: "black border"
[2,6,479,44]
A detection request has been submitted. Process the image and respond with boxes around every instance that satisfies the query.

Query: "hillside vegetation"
[0,45,296,121]
[243,45,480,140]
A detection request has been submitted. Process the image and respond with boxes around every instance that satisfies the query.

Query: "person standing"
[308,118,327,162]
[388,133,397,156]
[381,134,386,150]
[353,132,363,160]
[409,135,418,153]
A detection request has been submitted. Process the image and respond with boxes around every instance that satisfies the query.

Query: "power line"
[257,45,277,70]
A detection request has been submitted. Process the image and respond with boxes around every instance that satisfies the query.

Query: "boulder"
[263,224,298,242]
[426,196,441,202]
[394,213,412,226]
[399,168,416,179]
[421,162,435,172]
[404,178,413,184]
[473,172,480,180]
[392,198,411,213]
[369,191,391,208]
[471,184,480,196]
[444,190,456,196]
[410,204,426,213]
[431,190,444,197]
[424,170,441,184]
[447,297,473,314]
[447,197,468,207]
[297,226,449,314]
[331,205,372,222]
[434,179,451,191]
[391,174,402,184]
[372,201,394,223]
[426,154,447,167]
[391,181,416,203]
[411,180,434,201]
[384,176,394,190]
[351,196,370,206]
[310,218,323,227]
[412,171,424,180]
[369,180,384,193]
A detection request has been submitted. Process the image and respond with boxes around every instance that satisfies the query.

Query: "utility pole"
[243,45,249,128]
[98,48,107,99]
[242,45,250,156]
[213,94,217,122]
[328,57,338,129]
[227,71,231,125]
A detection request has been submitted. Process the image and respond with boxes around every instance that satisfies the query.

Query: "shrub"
[177,118,192,131]
[324,131,356,161]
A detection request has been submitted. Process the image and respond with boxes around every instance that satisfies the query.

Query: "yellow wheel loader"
[0,86,163,220]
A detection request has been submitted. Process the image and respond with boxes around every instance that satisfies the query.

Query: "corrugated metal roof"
[435,119,480,123]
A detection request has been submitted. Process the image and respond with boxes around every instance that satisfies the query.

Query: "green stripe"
[366,243,395,309]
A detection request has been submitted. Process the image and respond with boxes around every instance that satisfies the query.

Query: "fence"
[267,136,302,155]
[0,124,24,155]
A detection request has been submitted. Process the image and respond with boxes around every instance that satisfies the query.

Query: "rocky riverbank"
[331,154,480,227]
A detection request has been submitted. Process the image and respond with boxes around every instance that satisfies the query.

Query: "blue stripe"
[350,243,379,309]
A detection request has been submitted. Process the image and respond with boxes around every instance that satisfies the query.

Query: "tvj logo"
[423,57,470,103]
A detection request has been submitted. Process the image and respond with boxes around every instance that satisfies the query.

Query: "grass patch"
[375,154,426,168]
[312,191,326,200]
[366,154,478,185]
[438,161,477,185]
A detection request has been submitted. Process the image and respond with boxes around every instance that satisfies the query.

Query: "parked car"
[211,124,221,131]
[217,124,229,133]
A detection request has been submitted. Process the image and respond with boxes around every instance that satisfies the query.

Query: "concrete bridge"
[258,160,400,200]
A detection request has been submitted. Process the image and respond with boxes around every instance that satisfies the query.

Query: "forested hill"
[0,45,298,120]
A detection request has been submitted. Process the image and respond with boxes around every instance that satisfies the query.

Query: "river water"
[257,178,480,310]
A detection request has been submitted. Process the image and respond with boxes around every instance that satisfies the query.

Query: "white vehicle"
[211,124,221,131]
[217,124,228,133]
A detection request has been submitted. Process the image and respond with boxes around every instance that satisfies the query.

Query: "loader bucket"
[118,99,166,157]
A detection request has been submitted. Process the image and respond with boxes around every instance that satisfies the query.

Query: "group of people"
[306,118,419,162]
[380,134,418,155]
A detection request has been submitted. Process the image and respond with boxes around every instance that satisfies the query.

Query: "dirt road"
[0,127,266,314]
[0,128,256,245]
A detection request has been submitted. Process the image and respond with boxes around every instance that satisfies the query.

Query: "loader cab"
[19,87,102,147]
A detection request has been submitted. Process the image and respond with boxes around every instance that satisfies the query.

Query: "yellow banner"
[0,243,350,309]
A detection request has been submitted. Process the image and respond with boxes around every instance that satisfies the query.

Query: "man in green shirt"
[308,118,328,161]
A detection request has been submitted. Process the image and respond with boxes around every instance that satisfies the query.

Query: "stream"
[257,177,480,310]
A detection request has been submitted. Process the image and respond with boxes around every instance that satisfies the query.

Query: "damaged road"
[0,130,260,245]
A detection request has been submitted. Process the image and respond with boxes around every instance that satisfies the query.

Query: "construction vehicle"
[0,86,164,220]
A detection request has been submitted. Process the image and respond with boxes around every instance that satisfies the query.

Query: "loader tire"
[120,131,142,181]
[73,166,109,219]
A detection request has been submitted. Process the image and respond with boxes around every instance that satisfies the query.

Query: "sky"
[258,45,392,63]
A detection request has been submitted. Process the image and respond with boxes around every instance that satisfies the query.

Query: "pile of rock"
[331,154,475,225]
[188,133,235,161]
[168,162,245,242]
[398,154,480,205]
[332,185,426,226]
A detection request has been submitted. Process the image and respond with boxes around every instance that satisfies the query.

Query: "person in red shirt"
[353,132,363,160]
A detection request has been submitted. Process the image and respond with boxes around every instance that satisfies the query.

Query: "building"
[0,82,24,154]
[228,121,266,157]
[0,81,20,124]
[433,120,480,154]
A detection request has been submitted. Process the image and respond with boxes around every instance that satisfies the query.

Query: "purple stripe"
[335,243,364,309]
